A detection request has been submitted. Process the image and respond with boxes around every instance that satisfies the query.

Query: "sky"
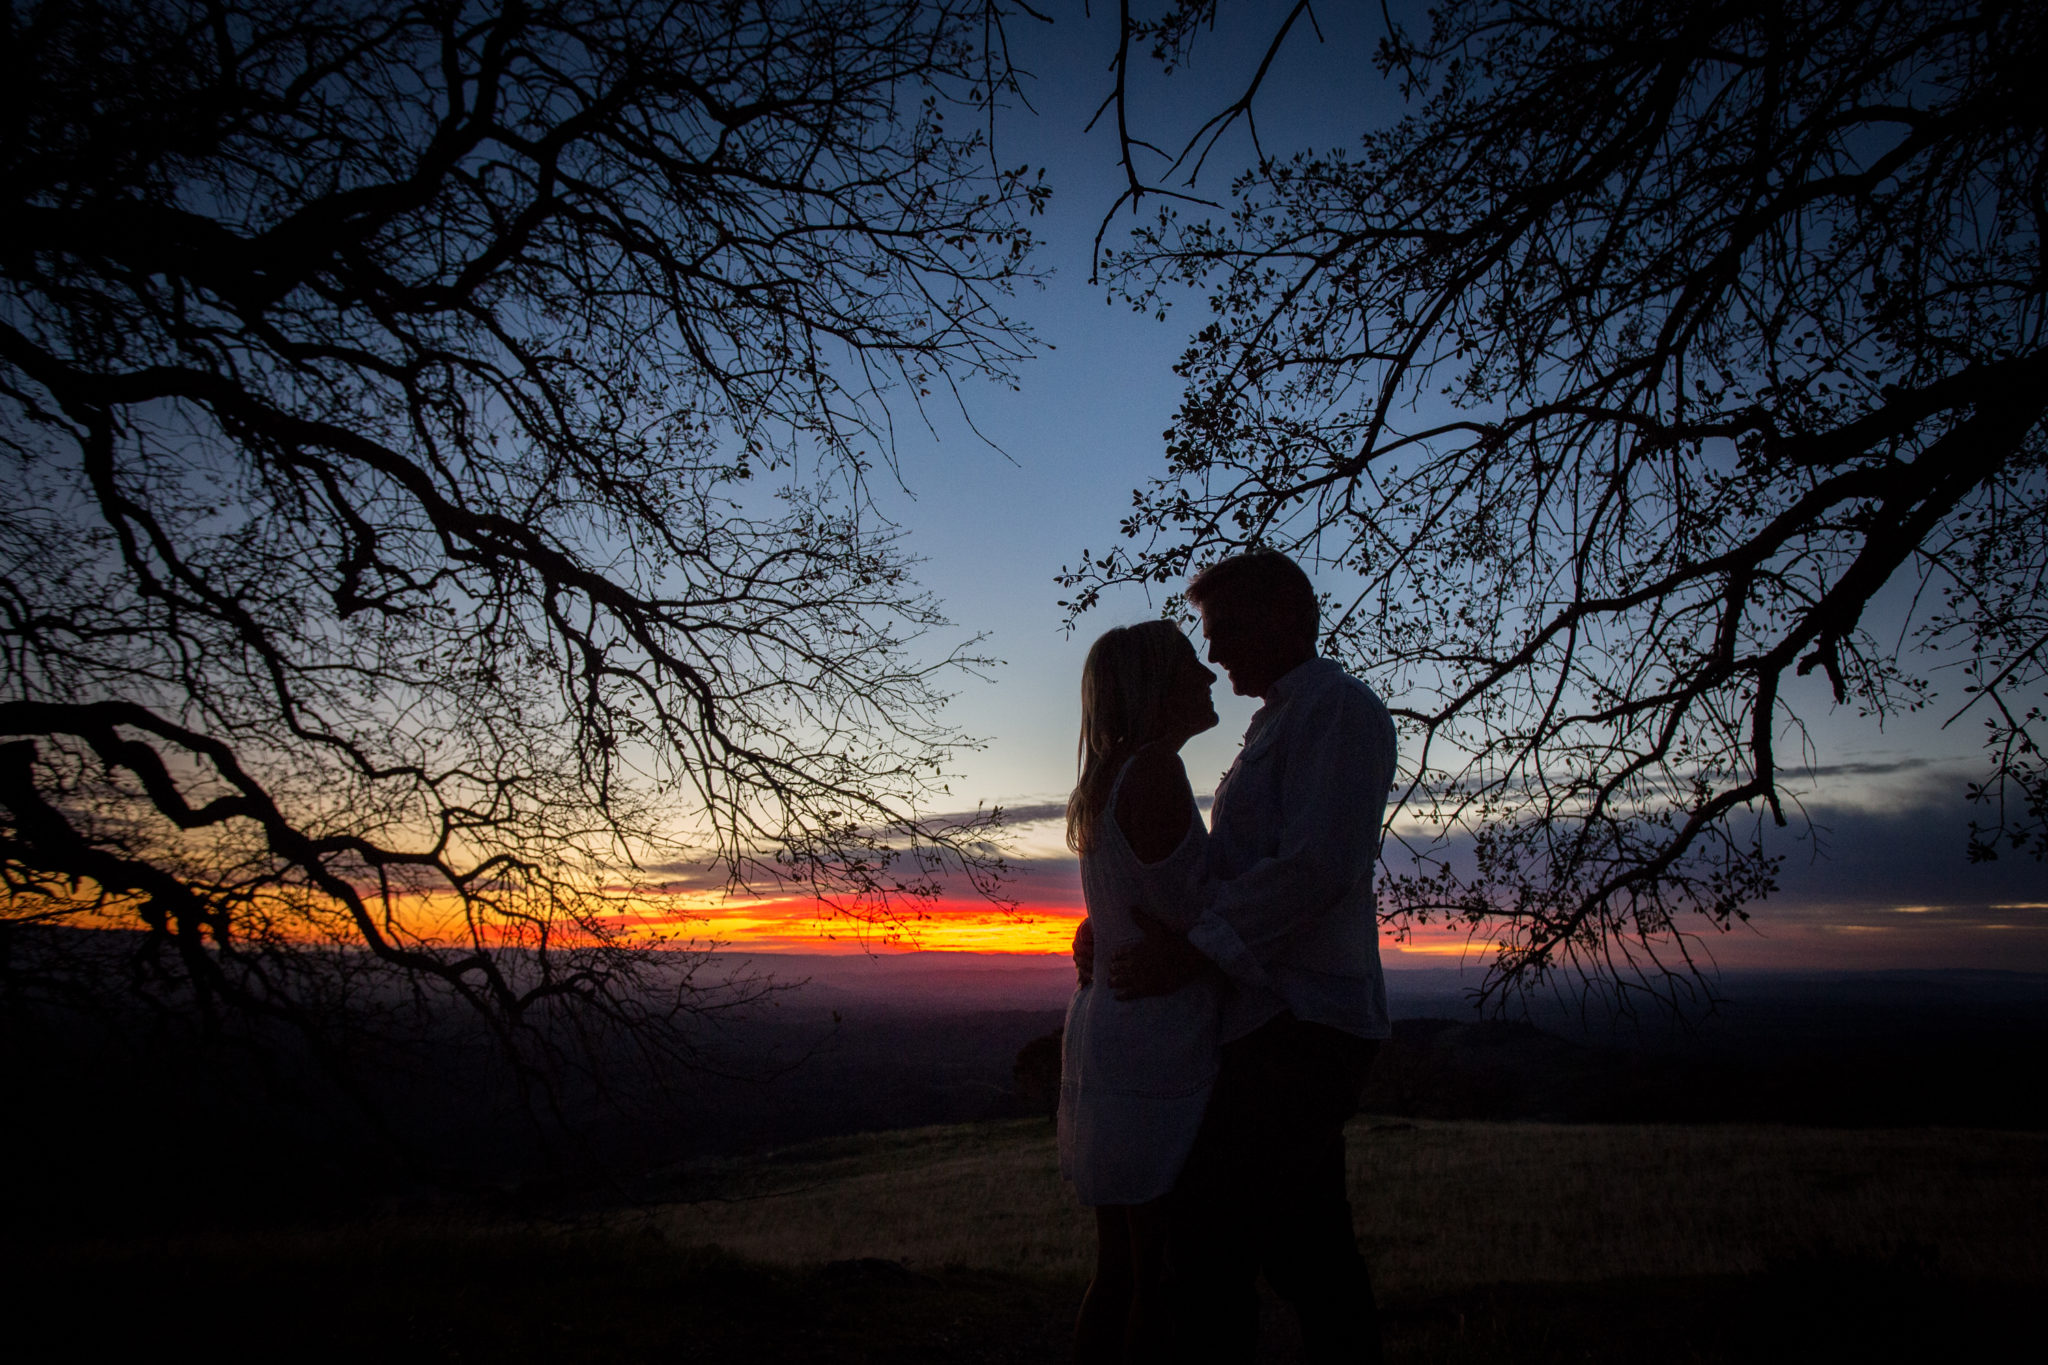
[678,4,2048,976]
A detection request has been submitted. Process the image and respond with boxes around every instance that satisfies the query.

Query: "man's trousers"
[1168,1012,1382,1363]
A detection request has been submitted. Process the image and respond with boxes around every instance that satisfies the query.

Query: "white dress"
[1057,760,1219,1206]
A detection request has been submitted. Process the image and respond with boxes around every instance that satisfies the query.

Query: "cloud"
[1385,767,2038,911]
[1793,756,1946,780]
[919,793,1216,833]
[1765,781,2043,908]
[1374,770,2048,968]
[634,861,738,893]
[978,801,1069,827]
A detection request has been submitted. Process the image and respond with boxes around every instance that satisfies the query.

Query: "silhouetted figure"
[1058,620,1222,1362]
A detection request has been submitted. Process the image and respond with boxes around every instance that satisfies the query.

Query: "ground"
[9,1117,2042,1362]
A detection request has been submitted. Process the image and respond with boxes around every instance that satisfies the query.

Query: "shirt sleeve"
[1186,679,1396,989]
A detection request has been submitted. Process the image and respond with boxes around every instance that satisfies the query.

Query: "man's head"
[1186,550,1319,699]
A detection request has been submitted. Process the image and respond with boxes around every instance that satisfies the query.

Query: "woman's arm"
[1104,745,1212,997]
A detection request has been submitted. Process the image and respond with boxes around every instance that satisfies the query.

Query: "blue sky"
[814,4,2047,971]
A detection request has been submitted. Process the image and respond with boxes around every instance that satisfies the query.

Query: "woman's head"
[1065,620,1216,852]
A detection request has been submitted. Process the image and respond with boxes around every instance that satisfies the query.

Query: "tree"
[0,0,1045,1080]
[1065,0,2047,996]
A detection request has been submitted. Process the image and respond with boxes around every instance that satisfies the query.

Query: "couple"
[1057,550,1397,1364]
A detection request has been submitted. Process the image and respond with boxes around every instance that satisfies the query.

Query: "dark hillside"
[5,955,2043,1230]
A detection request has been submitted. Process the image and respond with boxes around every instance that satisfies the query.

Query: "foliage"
[0,0,1045,1072]
[1066,0,2048,991]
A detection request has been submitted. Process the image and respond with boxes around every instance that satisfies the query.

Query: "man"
[1087,549,1397,1363]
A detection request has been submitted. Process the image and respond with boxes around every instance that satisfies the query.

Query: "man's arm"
[1105,907,1213,998]
[1185,682,1397,989]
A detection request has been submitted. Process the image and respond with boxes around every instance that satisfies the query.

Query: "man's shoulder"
[1273,662,1395,768]
[1291,659,1390,717]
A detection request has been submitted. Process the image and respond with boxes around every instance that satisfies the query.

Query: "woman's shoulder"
[1116,741,1192,804]
[1112,743,1198,865]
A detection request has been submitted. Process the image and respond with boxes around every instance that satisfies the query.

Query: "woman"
[1057,619,1222,1363]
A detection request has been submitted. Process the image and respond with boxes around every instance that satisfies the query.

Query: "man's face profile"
[1198,596,1296,700]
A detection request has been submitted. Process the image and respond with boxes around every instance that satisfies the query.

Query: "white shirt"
[1188,657,1397,1042]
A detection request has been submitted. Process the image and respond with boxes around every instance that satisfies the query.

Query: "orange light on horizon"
[5,873,1086,957]
[22,867,2044,970]
[1383,937,1493,959]
[670,893,1086,955]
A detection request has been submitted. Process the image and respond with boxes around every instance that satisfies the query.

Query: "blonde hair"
[1065,620,1195,853]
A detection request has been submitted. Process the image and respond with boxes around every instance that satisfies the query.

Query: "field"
[11,1115,2043,1362]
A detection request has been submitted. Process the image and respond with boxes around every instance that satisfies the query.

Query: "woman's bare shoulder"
[1113,744,1197,864]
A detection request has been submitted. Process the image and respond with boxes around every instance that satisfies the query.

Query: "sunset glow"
[38,847,2048,971]
[655,885,2048,972]
[421,866,2048,968]
[350,883,1089,956]
[670,893,1086,955]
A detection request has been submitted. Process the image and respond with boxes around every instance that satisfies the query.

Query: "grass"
[644,1118,2048,1290]
[1348,1119,2047,1291]
[647,1121,1090,1277]
[8,1117,2043,1362]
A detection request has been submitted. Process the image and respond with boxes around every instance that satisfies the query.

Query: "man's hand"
[1108,909,1208,999]
[1072,916,1095,987]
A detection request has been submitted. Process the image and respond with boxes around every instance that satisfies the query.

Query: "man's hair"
[1185,549,1319,644]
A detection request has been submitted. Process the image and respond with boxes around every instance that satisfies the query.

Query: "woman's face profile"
[1159,642,1219,743]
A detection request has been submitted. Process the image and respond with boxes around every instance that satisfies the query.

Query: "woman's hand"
[1072,916,1095,987]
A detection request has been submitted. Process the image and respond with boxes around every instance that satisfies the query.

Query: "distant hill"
[5,956,2042,1228]
[722,951,1081,1012]
[1361,1012,2048,1128]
